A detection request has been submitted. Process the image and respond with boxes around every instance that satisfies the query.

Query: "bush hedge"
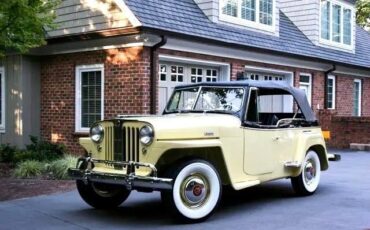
[13,160,45,178]
[0,136,66,164]
[46,155,78,180]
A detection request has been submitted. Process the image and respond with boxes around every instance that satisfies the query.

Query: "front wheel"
[161,160,222,222]
[76,180,131,209]
[291,150,321,196]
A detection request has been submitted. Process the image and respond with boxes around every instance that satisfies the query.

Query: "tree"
[356,0,370,31]
[0,0,59,57]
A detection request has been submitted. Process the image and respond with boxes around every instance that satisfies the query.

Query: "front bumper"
[68,157,173,191]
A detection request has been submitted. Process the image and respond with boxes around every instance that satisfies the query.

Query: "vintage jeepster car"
[69,81,340,222]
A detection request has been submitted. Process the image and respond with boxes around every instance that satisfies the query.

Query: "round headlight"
[140,125,154,145]
[90,124,104,143]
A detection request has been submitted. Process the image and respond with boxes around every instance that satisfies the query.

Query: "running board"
[233,180,260,190]
[284,161,301,168]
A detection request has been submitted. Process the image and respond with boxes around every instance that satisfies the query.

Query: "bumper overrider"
[68,157,173,191]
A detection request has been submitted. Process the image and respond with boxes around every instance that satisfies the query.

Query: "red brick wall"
[40,47,151,154]
[319,114,370,148]
[363,77,370,116]
[311,72,325,111]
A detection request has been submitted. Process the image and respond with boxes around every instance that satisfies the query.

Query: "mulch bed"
[0,163,76,202]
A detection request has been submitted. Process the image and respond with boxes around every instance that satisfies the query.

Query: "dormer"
[194,0,280,35]
[280,0,356,52]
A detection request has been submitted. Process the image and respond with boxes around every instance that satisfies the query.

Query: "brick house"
[0,0,369,152]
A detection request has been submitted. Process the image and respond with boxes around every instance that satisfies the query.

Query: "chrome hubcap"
[180,174,209,208]
[304,160,316,184]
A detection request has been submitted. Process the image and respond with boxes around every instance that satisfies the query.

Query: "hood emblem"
[204,131,215,137]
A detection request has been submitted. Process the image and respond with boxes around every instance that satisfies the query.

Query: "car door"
[243,87,298,176]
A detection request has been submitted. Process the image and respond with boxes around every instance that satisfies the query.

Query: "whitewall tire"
[161,159,222,222]
[291,150,321,196]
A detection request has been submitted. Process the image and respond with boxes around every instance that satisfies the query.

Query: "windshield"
[166,87,245,113]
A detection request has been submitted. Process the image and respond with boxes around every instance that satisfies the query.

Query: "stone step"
[350,143,370,151]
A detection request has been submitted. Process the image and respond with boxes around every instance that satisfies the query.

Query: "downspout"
[324,64,336,109]
[150,35,167,114]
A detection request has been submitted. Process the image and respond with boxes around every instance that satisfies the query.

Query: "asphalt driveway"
[0,150,369,230]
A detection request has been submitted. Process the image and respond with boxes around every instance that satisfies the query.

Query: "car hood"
[118,113,242,140]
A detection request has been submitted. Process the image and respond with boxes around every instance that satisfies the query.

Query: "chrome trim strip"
[68,157,173,190]
[284,161,302,168]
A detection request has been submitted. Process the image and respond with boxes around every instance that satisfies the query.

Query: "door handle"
[272,136,280,141]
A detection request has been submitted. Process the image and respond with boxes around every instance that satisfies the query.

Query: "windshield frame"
[163,86,247,116]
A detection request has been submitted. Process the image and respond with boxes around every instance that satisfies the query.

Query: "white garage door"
[158,62,221,114]
[246,72,293,113]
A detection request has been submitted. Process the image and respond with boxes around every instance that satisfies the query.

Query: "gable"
[47,0,137,38]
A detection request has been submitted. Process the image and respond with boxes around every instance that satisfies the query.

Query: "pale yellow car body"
[79,112,329,191]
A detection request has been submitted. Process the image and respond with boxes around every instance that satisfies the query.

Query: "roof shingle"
[125,0,370,70]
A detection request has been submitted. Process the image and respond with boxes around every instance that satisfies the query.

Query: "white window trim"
[75,64,105,133]
[319,0,354,51]
[0,67,5,133]
[159,55,231,81]
[245,66,294,85]
[353,79,362,117]
[299,73,312,106]
[327,75,336,109]
[219,0,276,32]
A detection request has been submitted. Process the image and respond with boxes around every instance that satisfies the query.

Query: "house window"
[241,0,256,21]
[320,0,353,48]
[75,64,104,132]
[353,79,362,117]
[326,75,336,109]
[222,0,238,17]
[191,68,204,83]
[220,0,275,31]
[259,0,273,26]
[206,69,218,82]
[0,67,5,132]
[299,74,312,105]
[160,65,167,81]
[170,66,184,82]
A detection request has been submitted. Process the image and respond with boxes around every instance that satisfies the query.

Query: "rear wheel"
[291,150,321,196]
[161,159,222,222]
[76,180,131,209]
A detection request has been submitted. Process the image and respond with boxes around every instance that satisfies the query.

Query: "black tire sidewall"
[76,180,131,209]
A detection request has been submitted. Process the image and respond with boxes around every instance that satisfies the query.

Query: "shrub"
[0,144,18,163]
[47,155,78,180]
[0,136,66,164]
[13,160,45,178]
[25,136,66,162]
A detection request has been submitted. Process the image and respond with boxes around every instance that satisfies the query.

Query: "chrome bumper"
[68,157,173,191]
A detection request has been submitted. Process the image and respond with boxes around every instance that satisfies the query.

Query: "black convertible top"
[175,81,317,122]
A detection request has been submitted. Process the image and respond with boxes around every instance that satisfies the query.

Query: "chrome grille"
[122,126,140,162]
[104,125,114,161]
